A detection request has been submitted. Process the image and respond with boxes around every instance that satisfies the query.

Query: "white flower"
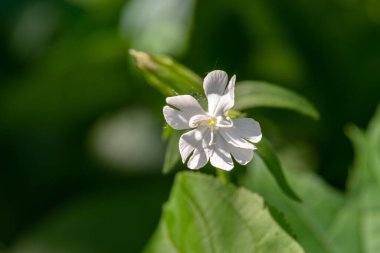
[163,70,262,171]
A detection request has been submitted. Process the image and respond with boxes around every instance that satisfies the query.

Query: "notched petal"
[210,135,234,171]
[205,71,236,116]
[219,127,255,149]
[232,118,262,143]
[230,146,254,165]
[210,149,234,171]
[179,127,212,169]
[163,95,206,129]
[187,149,208,170]
[163,106,189,130]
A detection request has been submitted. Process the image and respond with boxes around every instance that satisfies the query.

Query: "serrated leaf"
[144,172,304,253]
[256,138,301,202]
[235,81,320,120]
[163,130,181,174]
[265,203,297,239]
[129,49,203,96]
[241,155,344,253]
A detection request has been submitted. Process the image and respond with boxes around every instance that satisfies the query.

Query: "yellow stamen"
[207,118,217,127]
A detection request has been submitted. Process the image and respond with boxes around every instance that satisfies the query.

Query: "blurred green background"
[0,0,379,252]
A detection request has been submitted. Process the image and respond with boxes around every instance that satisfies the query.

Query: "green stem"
[216,169,230,183]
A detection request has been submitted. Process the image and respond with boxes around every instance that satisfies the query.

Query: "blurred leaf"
[327,200,361,253]
[163,130,181,174]
[121,0,196,55]
[130,49,203,97]
[327,105,380,253]
[162,124,173,141]
[144,172,304,253]
[241,155,344,253]
[235,81,320,120]
[0,31,128,131]
[256,138,301,202]
[346,105,380,194]
[368,106,380,144]
[235,1,307,85]
[67,0,124,15]
[10,179,171,253]
[329,186,380,253]
[345,124,374,194]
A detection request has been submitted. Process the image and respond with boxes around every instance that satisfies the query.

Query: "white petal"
[203,71,236,116]
[203,70,228,96]
[229,146,254,165]
[179,134,195,163]
[179,127,212,169]
[210,135,234,171]
[232,118,262,143]
[227,75,236,105]
[187,149,208,170]
[166,95,204,115]
[163,106,189,130]
[219,127,255,149]
[164,95,206,130]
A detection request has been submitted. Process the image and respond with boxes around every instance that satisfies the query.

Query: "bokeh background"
[1,0,379,252]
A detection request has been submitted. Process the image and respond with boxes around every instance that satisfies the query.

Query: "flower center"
[189,114,233,129]
[207,118,217,127]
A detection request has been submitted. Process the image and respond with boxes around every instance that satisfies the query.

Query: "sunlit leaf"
[235,81,320,120]
[144,172,304,253]
[163,130,181,174]
[256,138,301,202]
[129,49,203,97]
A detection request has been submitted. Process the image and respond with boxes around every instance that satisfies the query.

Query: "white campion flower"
[163,70,262,171]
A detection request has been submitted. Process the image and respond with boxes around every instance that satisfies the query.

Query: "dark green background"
[1,0,379,252]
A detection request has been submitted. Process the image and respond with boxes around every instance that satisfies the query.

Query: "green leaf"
[256,138,301,202]
[240,156,344,253]
[234,81,320,120]
[163,130,181,174]
[144,172,305,253]
[129,49,203,97]
[265,203,297,240]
